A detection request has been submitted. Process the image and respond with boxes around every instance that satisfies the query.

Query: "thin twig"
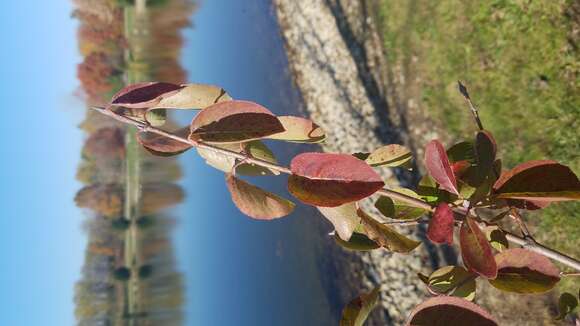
[457,81,484,130]
[91,106,580,272]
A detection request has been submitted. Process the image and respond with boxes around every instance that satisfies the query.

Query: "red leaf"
[406,296,498,326]
[427,203,455,244]
[226,174,295,220]
[110,82,184,108]
[493,160,580,203]
[288,153,384,207]
[460,216,497,279]
[489,248,561,294]
[425,140,459,195]
[189,100,285,143]
[137,127,192,156]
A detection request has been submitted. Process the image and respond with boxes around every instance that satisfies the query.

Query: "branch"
[91,106,580,272]
[457,81,484,130]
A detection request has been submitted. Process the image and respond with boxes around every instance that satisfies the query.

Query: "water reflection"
[72,0,193,324]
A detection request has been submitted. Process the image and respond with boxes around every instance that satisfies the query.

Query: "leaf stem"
[91,106,580,272]
[457,81,484,130]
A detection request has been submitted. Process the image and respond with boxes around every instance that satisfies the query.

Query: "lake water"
[72,0,341,325]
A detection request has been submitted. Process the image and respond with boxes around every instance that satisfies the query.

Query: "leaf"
[447,141,475,163]
[427,203,455,245]
[473,131,497,185]
[154,83,232,109]
[137,127,192,156]
[459,216,497,279]
[482,225,508,252]
[110,82,184,109]
[555,292,578,320]
[489,248,560,294]
[225,174,295,220]
[288,153,384,207]
[334,232,380,251]
[417,175,442,203]
[197,141,279,176]
[340,287,381,326]
[425,140,459,195]
[493,160,580,202]
[358,209,421,253]
[267,116,325,143]
[189,100,285,143]
[317,202,359,241]
[365,144,412,167]
[374,188,428,220]
[427,266,477,301]
[406,296,498,326]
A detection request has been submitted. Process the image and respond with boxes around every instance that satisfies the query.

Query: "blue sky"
[0,1,84,325]
[0,1,334,325]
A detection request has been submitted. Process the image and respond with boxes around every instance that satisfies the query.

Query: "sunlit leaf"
[406,296,498,326]
[189,100,285,143]
[375,188,428,220]
[365,144,412,167]
[482,225,508,252]
[110,82,184,109]
[427,203,455,245]
[334,232,380,251]
[417,175,442,203]
[358,209,420,253]
[317,202,359,241]
[225,174,294,220]
[489,248,560,294]
[427,265,477,301]
[555,292,578,320]
[340,287,381,326]
[137,127,192,156]
[288,153,384,207]
[267,116,325,143]
[425,140,459,195]
[459,216,497,279]
[197,141,279,176]
[154,83,232,109]
[493,160,580,203]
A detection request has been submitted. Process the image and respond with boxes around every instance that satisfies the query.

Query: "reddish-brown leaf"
[406,296,498,326]
[427,203,455,245]
[471,130,497,185]
[425,140,459,195]
[137,127,192,156]
[110,82,184,108]
[189,100,285,143]
[226,174,295,220]
[493,160,580,203]
[460,216,497,279]
[288,153,385,207]
[489,248,560,294]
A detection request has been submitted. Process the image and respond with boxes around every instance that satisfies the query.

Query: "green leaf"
[489,248,560,294]
[317,202,359,241]
[555,292,578,320]
[447,141,475,163]
[482,225,508,252]
[427,266,477,301]
[358,209,420,253]
[334,232,380,251]
[374,188,428,220]
[153,83,232,109]
[365,144,412,167]
[267,116,325,143]
[340,287,381,326]
[196,141,279,176]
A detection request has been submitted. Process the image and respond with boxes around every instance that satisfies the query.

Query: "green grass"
[377,0,579,292]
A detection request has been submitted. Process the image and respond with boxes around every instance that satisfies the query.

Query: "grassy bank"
[376,0,579,292]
